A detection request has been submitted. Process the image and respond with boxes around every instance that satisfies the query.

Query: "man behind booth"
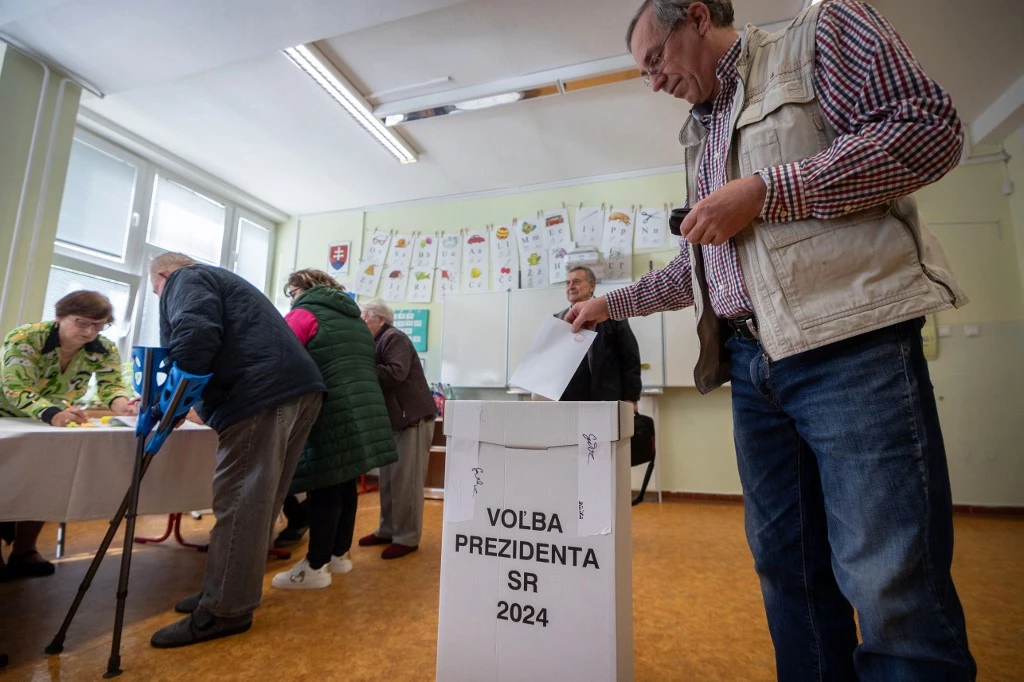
[566,1,975,679]
[556,266,641,406]
[147,252,325,648]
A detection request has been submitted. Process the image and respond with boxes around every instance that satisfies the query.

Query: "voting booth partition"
[436,400,634,682]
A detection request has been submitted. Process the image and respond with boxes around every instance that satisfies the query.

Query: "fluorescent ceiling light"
[375,54,640,127]
[283,44,417,164]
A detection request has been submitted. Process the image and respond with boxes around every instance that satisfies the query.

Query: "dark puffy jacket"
[288,286,397,493]
[159,264,325,432]
[372,323,437,431]
[555,307,642,402]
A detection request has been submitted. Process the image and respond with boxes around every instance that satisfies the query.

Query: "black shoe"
[273,525,308,549]
[0,551,55,582]
[174,591,203,614]
[150,609,252,649]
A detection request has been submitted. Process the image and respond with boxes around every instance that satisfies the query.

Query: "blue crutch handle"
[145,363,212,455]
[132,347,170,437]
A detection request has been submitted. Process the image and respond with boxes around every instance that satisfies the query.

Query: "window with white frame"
[42,128,277,357]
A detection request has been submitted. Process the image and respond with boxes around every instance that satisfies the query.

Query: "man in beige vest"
[568,1,975,679]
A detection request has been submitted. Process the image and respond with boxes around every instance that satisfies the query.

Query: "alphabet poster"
[548,244,573,286]
[411,233,439,270]
[408,269,434,303]
[438,233,462,276]
[574,206,604,247]
[363,230,392,265]
[437,232,462,298]
[437,268,459,298]
[381,268,408,302]
[634,207,667,250]
[542,209,572,249]
[515,218,547,289]
[602,208,635,282]
[386,233,415,270]
[462,230,490,292]
[352,261,383,298]
[490,224,519,291]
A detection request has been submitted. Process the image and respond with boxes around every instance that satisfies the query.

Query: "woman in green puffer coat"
[271,270,397,590]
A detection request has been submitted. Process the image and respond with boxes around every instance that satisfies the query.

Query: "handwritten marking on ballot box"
[582,432,597,462]
[454,506,603,630]
[471,467,484,495]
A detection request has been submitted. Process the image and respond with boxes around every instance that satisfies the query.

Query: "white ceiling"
[2,0,1022,217]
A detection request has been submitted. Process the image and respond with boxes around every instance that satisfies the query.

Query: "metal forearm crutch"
[46,348,210,678]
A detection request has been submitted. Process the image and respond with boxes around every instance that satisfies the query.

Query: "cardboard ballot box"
[437,401,634,682]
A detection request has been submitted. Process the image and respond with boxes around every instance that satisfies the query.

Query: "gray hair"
[360,297,394,325]
[569,265,597,287]
[149,251,196,277]
[626,0,735,51]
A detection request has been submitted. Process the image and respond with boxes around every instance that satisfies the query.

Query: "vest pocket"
[759,209,929,328]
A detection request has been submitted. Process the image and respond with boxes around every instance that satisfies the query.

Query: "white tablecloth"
[0,418,218,522]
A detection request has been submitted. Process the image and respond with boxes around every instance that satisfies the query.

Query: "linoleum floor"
[1,496,1021,681]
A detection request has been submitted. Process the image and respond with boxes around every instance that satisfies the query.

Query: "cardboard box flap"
[443,400,634,448]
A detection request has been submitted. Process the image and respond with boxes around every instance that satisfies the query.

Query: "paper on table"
[508,317,597,400]
[577,401,614,536]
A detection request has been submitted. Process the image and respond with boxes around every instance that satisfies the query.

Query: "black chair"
[631,413,656,506]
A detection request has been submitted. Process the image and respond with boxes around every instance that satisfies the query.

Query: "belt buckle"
[742,317,760,341]
[729,315,760,341]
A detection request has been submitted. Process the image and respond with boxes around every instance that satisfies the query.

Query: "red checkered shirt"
[606,0,963,321]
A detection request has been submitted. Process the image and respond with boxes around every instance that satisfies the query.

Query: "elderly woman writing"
[0,290,136,581]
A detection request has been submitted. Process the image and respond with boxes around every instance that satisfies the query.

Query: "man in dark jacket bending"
[557,266,642,405]
[147,252,325,648]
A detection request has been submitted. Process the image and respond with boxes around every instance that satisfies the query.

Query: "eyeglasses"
[284,286,301,300]
[72,317,112,331]
[641,21,682,87]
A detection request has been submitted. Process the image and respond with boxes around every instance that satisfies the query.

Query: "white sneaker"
[328,552,353,574]
[271,559,332,590]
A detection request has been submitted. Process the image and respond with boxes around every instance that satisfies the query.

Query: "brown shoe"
[381,543,418,560]
[358,533,391,547]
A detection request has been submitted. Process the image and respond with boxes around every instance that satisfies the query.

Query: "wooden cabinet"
[424,419,445,500]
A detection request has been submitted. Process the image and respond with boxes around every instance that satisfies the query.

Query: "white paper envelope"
[509,317,597,400]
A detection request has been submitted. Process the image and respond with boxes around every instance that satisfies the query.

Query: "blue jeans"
[728,319,975,681]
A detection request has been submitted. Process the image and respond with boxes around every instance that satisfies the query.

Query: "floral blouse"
[0,321,131,423]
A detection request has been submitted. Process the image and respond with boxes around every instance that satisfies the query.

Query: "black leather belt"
[726,314,760,341]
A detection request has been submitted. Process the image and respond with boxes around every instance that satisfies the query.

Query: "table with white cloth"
[0,418,217,525]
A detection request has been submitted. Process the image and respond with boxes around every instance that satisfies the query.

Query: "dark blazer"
[159,264,325,432]
[372,323,437,432]
[555,307,642,403]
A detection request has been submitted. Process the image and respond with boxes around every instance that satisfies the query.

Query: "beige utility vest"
[681,1,967,393]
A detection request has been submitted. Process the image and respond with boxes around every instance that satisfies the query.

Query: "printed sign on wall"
[393,309,429,352]
[516,218,547,289]
[408,269,434,303]
[491,224,519,291]
[634,207,667,251]
[352,261,383,298]
[412,234,439,270]
[574,206,604,247]
[386,233,415,270]
[327,241,351,277]
[381,268,408,302]
[363,230,392,266]
[601,208,635,282]
[462,230,490,292]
